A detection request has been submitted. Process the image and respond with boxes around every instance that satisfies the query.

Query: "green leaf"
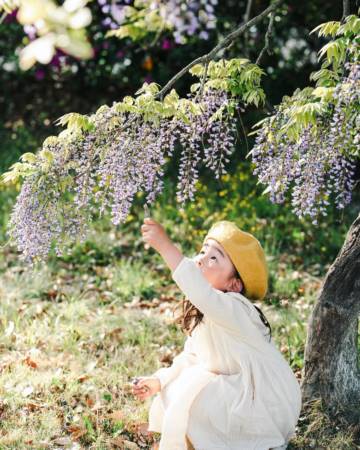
[20,152,37,164]
[311,86,335,102]
[337,15,360,36]
[56,113,94,132]
[189,64,204,77]
[311,21,340,37]
[190,82,200,93]
[39,149,54,164]
[318,39,346,66]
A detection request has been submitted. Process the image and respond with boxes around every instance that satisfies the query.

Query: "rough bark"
[302,212,360,423]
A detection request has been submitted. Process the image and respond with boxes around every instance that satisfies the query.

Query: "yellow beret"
[204,221,268,301]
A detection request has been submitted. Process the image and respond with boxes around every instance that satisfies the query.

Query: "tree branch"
[342,0,350,20]
[256,11,275,66]
[155,0,282,100]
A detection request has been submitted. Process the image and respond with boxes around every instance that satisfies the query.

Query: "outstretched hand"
[141,217,172,254]
[140,216,184,272]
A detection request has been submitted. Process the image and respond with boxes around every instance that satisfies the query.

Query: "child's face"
[194,238,242,293]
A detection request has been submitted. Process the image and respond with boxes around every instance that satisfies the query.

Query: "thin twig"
[155,0,282,100]
[243,0,254,57]
[244,0,254,23]
[256,11,275,66]
[342,0,350,20]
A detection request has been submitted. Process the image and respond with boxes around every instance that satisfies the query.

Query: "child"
[133,218,302,450]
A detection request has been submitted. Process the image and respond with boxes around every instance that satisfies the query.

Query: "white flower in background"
[63,0,88,13]
[19,33,56,70]
[68,7,92,28]
[1,0,94,70]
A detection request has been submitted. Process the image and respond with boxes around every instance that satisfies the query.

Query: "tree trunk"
[301,212,360,424]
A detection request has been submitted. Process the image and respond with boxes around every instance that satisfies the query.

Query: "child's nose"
[196,254,206,267]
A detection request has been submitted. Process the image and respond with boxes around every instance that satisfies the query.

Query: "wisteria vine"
[251,63,359,223]
[249,18,360,224]
[5,58,263,261]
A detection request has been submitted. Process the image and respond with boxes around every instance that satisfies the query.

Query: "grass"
[0,220,359,449]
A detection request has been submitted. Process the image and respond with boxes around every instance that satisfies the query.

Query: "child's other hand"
[132,376,161,401]
[141,218,171,253]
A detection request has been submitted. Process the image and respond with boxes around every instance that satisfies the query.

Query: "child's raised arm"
[141,217,184,272]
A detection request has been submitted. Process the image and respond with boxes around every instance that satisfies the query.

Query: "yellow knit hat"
[204,221,268,301]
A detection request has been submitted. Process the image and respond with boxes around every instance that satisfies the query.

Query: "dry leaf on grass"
[77,374,90,383]
[106,327,123,339]
[67,424,87,440]
[84,393,95,407]
[23,356,38,369]
[24,402,43,411]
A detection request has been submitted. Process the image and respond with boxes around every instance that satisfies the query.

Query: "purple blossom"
[98,0,217,42]
[250,63,359,223]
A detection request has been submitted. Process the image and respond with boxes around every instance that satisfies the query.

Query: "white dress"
[148,257,302,450]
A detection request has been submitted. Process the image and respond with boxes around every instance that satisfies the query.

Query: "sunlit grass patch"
[0,260,183,447]
[111,258,164,302]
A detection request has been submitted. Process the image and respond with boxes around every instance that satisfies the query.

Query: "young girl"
[133,218,302,450]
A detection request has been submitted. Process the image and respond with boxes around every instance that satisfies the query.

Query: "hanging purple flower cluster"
[161,0,217,43]
[98,0,217,43]
[176,89,236,202]
[8,87,236,262]
[250,63,359,224]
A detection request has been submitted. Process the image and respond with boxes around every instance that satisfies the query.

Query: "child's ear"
[228,277,243,293]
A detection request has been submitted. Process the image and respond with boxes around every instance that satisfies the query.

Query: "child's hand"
[131,376,161,401]
[141,218,172,253]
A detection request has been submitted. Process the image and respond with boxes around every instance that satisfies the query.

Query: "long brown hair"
[172,271,272,339]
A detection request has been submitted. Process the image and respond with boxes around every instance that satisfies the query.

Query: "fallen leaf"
[106,327,123,339]
[23,356,38,369]
[159,350,174,364]
[25,402,42,411]
[84,394,95,407]
[67,424,87,440]
[77,374,89,383]
[45,289,58,300]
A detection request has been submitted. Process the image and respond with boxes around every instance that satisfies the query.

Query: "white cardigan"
[148,257,302,450]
